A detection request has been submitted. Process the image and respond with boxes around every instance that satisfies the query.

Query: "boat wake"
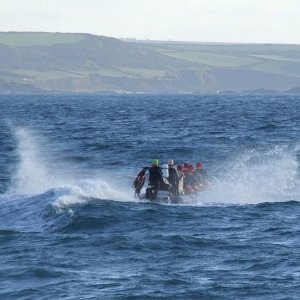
[197,145,300,206]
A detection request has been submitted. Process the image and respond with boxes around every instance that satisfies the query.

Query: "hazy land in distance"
[0,32,300,94]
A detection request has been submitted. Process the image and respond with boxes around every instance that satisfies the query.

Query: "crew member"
[148,159,164,189]
[167,159,179,196]
[177,165,185,195]
[195,162,209,189]
[184,164,196,193]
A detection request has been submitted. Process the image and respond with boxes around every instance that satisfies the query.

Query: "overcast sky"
[0,0,299,44]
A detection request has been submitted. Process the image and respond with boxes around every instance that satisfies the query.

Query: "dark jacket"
[148,165,163,186]
[168,167,179,188]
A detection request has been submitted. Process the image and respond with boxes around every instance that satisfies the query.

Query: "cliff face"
[0,32,300,93]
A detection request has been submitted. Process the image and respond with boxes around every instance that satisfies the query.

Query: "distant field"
[146,42,300,78]
[148,42,300,55]
[9,67,167,81]
[12,70,84,80]
[250,55,300,63]
[249,61,300,78]
[158,50,258,67]
[1,32,300,93]
[0,32,85,46]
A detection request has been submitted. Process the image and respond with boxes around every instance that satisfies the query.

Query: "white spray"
[9,127,58,195]
[192,145,300,206]
[7,126,300,208]
[8,126,135,208]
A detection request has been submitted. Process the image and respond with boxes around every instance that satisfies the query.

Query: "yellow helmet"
[153,159,159,166]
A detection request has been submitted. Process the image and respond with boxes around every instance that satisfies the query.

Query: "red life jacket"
[133,168,147,193]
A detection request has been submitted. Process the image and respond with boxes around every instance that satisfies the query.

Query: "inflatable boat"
[133,163,205,204]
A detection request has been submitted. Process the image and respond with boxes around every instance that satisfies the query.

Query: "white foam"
[7,126,300,209]
[8,127,61,195]
[190,145,300,206]
[52,179,135,211]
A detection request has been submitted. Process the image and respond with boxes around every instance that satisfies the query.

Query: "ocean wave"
[1,125,300,235]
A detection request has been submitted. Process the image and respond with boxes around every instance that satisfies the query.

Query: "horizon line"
[1,30,300,46]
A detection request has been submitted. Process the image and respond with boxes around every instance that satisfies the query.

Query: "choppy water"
[1,94,300,299]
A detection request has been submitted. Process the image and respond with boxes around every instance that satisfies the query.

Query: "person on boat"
[148,159,164,189]
[183,162,189,175]
[184,164,195,193]
[177,165,185,195]
[133,166,148,196]
[167,159,179,196]
[194,162,209,189]
[146,159,172,200]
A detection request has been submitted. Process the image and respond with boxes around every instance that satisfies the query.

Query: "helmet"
[168,159,174,166]
[153,159,159,166]
[196,162,203,169]
[177,165,182,171]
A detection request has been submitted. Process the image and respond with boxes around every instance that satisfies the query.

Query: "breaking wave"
[1,125,300,233]
[4,127,300,206]
[6,126,134,203]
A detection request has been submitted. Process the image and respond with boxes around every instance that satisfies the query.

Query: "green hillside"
[0,32,85,46]
[0,32,299,93]
[146,42,300,77]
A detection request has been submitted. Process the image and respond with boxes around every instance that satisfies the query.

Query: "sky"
[0,0,299,44]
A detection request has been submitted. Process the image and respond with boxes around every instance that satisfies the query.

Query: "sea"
[0,93,300,299]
